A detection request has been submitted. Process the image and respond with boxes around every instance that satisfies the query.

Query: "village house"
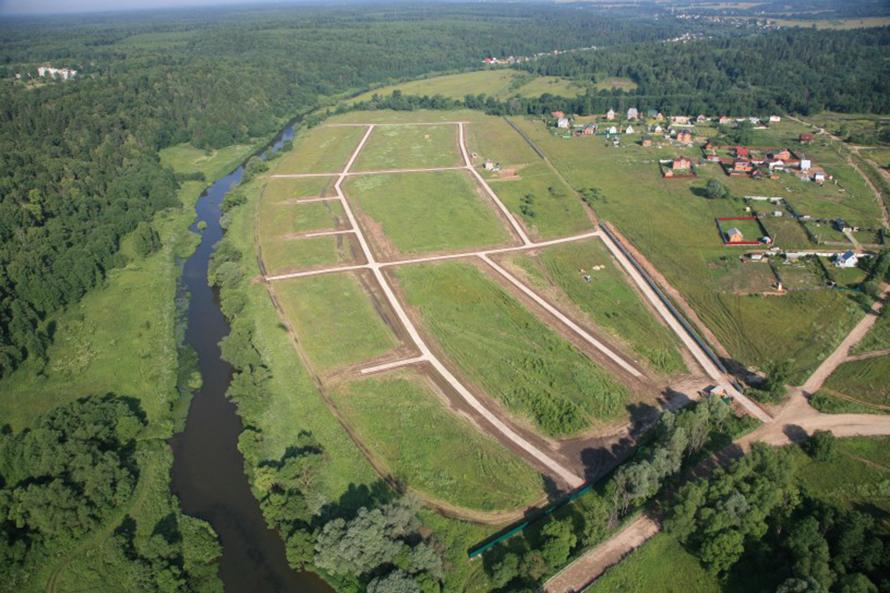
[627,107,639,121]
[676,130,693,144]
[641,135,653,147]
[696,114,707,123]
[483,160,496,171]
[673,156,692,170]
[718,116,733,125]
[833,251,859,268]
[37,66,77,80]
[810,167,827,184]
[625,125,634,134]
[606,108,616,121]
[800,157,812,171]
[726,228,745,243]
[607,125,618,135]
[652,124,664,134]
[672,115,690,125]
[769,115,781,123]
[732,159,753,174]
[557,117,570,129]
[582,124,597,135]
[834,219,852,233]
[551,110,565,119]
[734,146,749,159]
[799,133,814,144]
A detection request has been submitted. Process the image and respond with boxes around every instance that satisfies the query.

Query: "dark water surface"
[169,125,333,593]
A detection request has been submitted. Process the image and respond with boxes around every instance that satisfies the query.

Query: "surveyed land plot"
[824,357,890,408]
[352,123,461,171]
[269,124,366,174]
[273,271,401,373]
[262,176,336,203]
[510,117,868,381]
[258,229,362,275]
[392,261,629,437]
[331,371,545,512]
[504,239,686,375]
[343,170,513,257]
[259,195,346,238]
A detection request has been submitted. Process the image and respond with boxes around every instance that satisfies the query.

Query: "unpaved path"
[847,348,890,362]
[800,283,889,394]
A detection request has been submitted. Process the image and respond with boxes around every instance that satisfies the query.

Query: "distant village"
[481,45,597,66]
[14,65,78,82]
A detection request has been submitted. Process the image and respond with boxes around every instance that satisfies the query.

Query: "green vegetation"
[513,76,584,98]
[269,125,366,174]
[593,76,639,91]
[160,142,254,181]
[345,170,511,255]
[353,124,460,171]
[274,272,399,373]
[261,177,337,204]
[394,261,629,436]
[508,239,686,374]
[258,197,346,238]
[350,70,523,103]
[586,533,721,593]
[853,309,890,353]
[822,356,890,408]
[332,372,544,511]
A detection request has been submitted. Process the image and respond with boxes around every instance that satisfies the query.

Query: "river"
[169,123,334,593]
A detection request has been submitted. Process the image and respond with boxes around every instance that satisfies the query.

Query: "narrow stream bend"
[169,124,333,593]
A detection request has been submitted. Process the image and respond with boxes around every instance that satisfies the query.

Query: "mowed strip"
[331,371,545,511]
[393,261,629,437]
[352,124,461,171]
[344,170,512,256]
[505,239,687,375]
[273,271,399,372]
[268,124,367,174]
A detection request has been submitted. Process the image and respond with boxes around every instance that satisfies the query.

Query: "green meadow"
[353,123,461,171]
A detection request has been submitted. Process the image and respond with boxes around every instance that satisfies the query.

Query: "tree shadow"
[312,479,395,528]
[783,423,809,443]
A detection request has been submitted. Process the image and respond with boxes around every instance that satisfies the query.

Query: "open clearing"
[331,371,545,511]
[352,124,461,171]
[344,170,512,256]
[349,69,523,103]
[258,195,346,237]
[258,232,362,275]
[514,75,585,98]
[268,124,366,174]
[823,357,890,408]
[273,271,400,372]
[392,261,630,437]
[853,312,890,354]
[504,239,686,375]
[262,176,336,203]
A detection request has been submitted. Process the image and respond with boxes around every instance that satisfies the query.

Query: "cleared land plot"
[274,271,400,373]
[260,233,361,275]
[349,70,522,103]
[712,259,777,294]
[514,75,584,98]
[488,162,591,239]
[344,170,512,256]
[506,239,686,375]
[352,124,460,171]
[262,176,336,204]
[393,261,629,437]
[465,116,540,169]
[268,125,365,174]
[593,76,638,91]
[716,217,766,245]
[331,372,544,511]
[585,532,720,593]
[511,117,867,381]
[853,311,890,354]
[759,216,812,248]
[775,258,827,290]
[259,197,346,238]
[823,357,890,408]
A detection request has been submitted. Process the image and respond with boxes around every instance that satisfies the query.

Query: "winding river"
[169,123,333,593]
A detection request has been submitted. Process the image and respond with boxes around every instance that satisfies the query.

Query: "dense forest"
[0,3,685,378]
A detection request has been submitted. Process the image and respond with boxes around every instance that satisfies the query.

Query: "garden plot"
[269,125,366,174]
[352,124,461,171]
[331,371,545,511]
[343,170,512,257]
[392,261,630,437]
[273,271,402,373]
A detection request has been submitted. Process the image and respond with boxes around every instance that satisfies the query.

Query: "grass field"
[274,271,400,373]
[352,123,461,171]
[258,196,346,238]
[160,142,254,180]
[775,257,827,291]
[465,115,540,167]
[349,69,523,103]
[393,261,629,436]
[593,76,638,91]
[259,233,361,274]
[823,357,890,408]
[514,75,584,98]
[586,533,720,593]
[509,116,868,381]
[507,239,686,375]
[332,372,544,511]
[853,311,890,354]
[269,124,366,174]
[262,176,336,204]
[759,216,813,249]
[768,16,890,29]
[344,170,511,255]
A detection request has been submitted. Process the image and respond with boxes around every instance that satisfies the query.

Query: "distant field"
[514,75,585,98]
[160,142,254,180]
[352,124,461,171]
[394,261,629,436]
[344,170,511,256]
[507,239,686,375]
[349,69,522,103]
[465,115,540,166]
[586,533,720,593]
[274,271,399,373]
[593,76,638,91]
[269,124,365,174]
[509,116,868,380]
[769,17,890,30]
[331,372,544,511]
[823,357,890,408]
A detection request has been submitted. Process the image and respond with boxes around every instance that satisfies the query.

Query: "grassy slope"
[508,239,687,375]
[823,356,890,407]
[512,117,867,382]
[853,312,890,354]
[352,123,461,171]
[274,272,399,372]
[345,170,511,254]
[393,261,629,436]
[331,372,544,511]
